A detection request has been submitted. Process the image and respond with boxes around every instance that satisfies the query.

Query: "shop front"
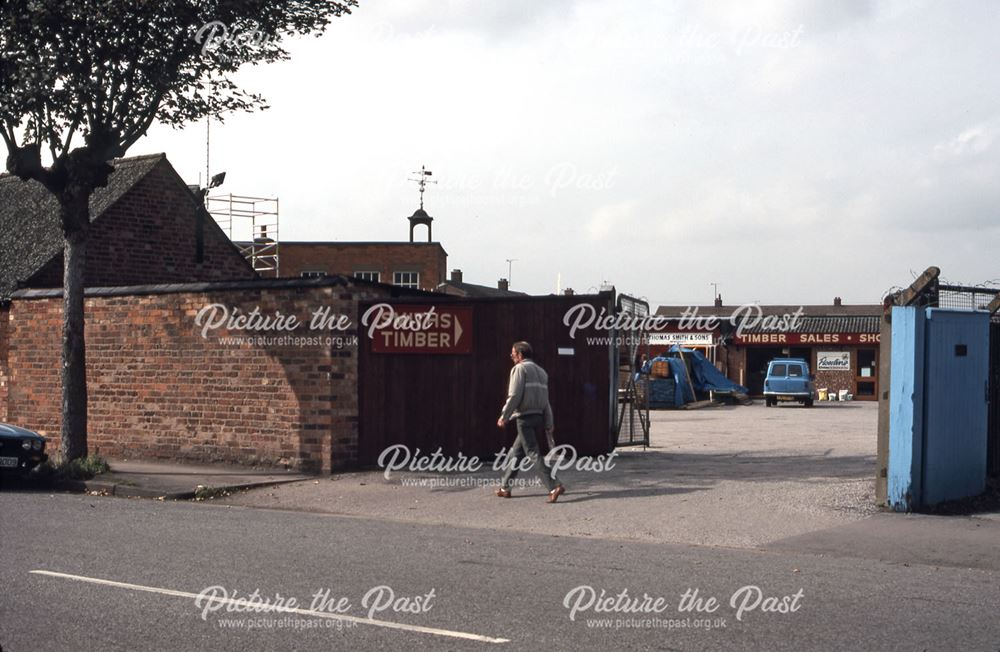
[729,329,881,400]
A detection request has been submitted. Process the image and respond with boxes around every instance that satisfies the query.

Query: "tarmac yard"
[222,401,882,548]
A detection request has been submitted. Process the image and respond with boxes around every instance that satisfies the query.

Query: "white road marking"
[30,570,510,644]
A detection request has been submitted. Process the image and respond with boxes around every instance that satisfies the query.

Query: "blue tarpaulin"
[670,346,750,396]
[642,347,748,406]
[642,356,692,406]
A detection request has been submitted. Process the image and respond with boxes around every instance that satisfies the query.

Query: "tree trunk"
[60,195,89,462]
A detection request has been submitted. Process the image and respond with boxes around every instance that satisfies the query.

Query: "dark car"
[0,422,49,476]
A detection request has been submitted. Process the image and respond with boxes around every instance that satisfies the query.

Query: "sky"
[137,0,1000,307]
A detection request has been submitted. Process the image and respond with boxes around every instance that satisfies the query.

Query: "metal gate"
[937,285,1000,479]
[887,277,1000,479]
[356,293,617,466]
[878,271,1000,502]
[612,294,650,448]
[990,321,1000,478]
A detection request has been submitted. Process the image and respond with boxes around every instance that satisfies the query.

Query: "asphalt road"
[2,491,999,651]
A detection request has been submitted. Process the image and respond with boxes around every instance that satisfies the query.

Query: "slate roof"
[655,304,883,318]
[436,280,528,298]
[0,153,165,300]
[654,304,882,333]
[741,315,880,334]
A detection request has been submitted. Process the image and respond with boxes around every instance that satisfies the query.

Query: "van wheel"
[804,399,814,408]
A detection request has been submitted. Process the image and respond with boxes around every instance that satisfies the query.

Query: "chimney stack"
[450,269,463,283]
[714,294,723,308]
[834,296,842,307]
[498,278,509,292]
[564,288,575,296]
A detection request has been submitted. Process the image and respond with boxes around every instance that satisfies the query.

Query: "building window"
[301,270,326,278]
[393,271,420,288]
[354,271,380,283]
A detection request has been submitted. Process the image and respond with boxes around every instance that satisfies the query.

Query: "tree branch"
[62,112,84,153]
[0,120,16,152]
[45,105,61,161]
[120,89,167,151]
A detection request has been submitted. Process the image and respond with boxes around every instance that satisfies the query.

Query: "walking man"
[496,341,566,503]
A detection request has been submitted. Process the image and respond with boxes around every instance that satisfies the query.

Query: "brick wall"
[814,368,856,396]
[279,242,447,291]
[5,279,388,472]
[27,159,256,289]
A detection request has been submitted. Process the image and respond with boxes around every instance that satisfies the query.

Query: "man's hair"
[512,341,533,359]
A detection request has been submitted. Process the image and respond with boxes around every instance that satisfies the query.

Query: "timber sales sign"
[364,303,473,354]
[816,351,851,371]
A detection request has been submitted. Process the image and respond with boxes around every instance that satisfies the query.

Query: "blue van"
[763,358,816,407]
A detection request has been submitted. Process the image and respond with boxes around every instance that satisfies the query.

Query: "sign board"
[367,305,473,354]
[817,351,851,371]
[618,294,650,317]
[649,332,714,346]
[733,332,881,345]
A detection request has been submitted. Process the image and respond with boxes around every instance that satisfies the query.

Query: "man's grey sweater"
[499,359,554,429]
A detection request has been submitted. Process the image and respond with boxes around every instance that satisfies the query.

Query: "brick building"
[654,298,882,400]
[279,241,447,291]
[0,153,256,298]
[0,152,258,421]
[277,203,449,292]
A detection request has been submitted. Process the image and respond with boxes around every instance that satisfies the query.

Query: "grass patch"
[36,454,111,481]
[194,485,232,501]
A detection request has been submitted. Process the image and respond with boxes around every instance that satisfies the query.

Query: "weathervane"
[408,165,437,210]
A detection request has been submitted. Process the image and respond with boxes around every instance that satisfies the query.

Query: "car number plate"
[0,456,19,468]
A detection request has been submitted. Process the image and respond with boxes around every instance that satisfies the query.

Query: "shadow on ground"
[383,447,877,503]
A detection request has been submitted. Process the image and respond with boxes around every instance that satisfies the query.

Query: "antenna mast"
[205,119,210,203]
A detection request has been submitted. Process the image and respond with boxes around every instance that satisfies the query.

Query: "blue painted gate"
[888,307,990,510]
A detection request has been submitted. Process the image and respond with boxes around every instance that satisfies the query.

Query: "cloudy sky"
[138,0,1000,307]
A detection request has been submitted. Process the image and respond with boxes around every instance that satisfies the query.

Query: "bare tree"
[0,0,357,460]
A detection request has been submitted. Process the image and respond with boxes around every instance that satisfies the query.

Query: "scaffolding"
[206,194,280,277]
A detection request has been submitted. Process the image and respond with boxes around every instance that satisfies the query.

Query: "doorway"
[746,347,811,395]
[854,348,878,399]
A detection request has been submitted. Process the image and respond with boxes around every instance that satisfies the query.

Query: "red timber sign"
[364,303,473,354]
[733,332,881,345]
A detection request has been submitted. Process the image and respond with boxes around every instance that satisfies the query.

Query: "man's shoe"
[547,485,565,503]
[495,487,511,498]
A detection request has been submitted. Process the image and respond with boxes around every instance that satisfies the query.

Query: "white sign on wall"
[649,332,715,346]
[817,351,851,371]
